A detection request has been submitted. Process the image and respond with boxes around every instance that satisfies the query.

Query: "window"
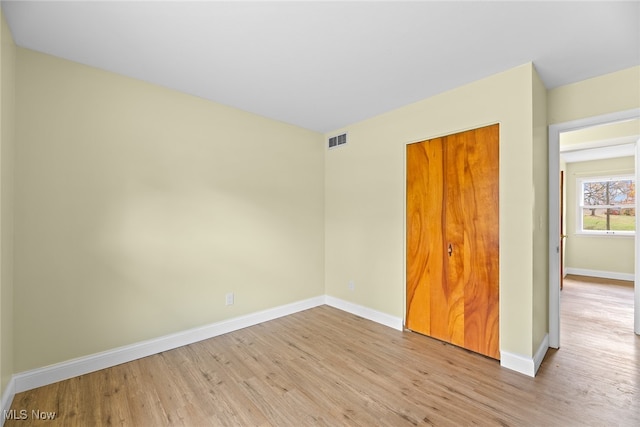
[577,175,635,235]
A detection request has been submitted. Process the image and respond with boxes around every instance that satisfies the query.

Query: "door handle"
[448,243,453,257]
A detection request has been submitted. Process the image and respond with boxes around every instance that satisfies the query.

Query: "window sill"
[574,231,635,238]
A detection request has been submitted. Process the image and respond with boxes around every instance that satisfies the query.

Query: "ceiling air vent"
[328,133,347,149]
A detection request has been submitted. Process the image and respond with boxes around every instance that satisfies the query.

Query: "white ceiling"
[2,1,639,133]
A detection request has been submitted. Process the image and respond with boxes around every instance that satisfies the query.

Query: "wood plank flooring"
[7,275,639,426]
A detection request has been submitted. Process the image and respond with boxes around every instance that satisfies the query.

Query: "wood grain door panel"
[434,134,465,347]
[461,125,500,359]
[406,124,499,360]
[406,138,445,336]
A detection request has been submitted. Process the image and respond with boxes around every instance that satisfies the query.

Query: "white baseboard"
[12,296,325,394]
[500,351,535,377]
[12,294,551,400]
[564,268,634,282]
[533,333,549,374]
[500,333,549,377]
[1,377,16,426]
[324,296,404,331]
[0,293,407,427]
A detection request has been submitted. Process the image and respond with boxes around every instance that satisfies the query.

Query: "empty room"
[0,1,639,426]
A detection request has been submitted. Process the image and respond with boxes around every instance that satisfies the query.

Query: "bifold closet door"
[406,124,499,360]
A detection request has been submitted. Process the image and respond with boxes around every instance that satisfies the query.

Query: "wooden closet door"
[459,125,500,359]
[406,137,445,336]
[406,124,499,360]
[431,134,465,347]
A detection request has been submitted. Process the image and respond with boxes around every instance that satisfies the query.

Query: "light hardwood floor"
[7,275,639,426]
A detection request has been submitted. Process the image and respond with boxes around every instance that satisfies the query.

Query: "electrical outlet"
[225,292,234,306]
[348,280,355,291]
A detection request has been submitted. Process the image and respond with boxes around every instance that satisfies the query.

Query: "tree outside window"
[579,176,635,234]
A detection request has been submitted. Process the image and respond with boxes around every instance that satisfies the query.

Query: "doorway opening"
[549,108,640,348]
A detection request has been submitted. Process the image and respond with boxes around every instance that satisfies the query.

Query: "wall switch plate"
[225,292,234,305]
[348,280,355,291]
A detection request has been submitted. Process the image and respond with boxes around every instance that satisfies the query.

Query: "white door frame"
[548,108,640,349]
[635,139,640,335]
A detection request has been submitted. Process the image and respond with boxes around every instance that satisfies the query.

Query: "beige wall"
[550,67,640,278]
[532,68,549,353]
[325,63,542,358]
[0,9,16,394]
[14,49,325,371]
[548,66,640,125]
[4,32,639,381]
[565,157,635,275]
[561,120,640,147]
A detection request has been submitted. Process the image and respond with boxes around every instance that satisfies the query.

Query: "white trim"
[12,296,325,394]
[500,334,548,378]
[549,108,640,349]
[533,334,549,374]
[9,296,405,395]
[636,138,640,335]
[574,231,635,238]
[564,268,634,282]
[560,135,640,153]
[500,351,535,377]
[549,120,561,349]
[1,377,16,426]
[325,296,404,331]
[7,292,554,399]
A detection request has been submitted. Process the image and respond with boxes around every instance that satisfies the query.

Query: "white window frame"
[576,174,636,236]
